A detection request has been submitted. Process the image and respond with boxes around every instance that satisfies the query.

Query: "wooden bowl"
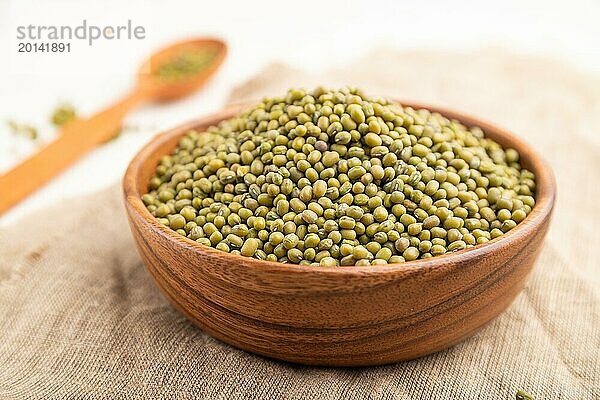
[123,102,556,366]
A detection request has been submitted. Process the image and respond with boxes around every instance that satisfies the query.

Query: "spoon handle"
[0,91,144,216]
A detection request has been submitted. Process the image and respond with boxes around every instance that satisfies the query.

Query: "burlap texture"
[1,49,598,399]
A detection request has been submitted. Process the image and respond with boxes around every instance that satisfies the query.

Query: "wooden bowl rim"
[123,100,556,278]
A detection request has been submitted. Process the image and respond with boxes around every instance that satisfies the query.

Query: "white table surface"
[1,0,599,226]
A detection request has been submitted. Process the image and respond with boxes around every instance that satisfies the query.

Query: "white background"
[1,0,599,225]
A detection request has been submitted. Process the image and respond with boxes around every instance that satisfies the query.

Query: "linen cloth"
[1,49,598,399]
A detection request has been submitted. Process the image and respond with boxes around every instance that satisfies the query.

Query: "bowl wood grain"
[123,101,555,366]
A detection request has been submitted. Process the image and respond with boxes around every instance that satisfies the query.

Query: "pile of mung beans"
[155,48,217,80]
[142,87,536,266]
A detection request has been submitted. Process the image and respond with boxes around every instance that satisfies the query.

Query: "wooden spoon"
[0,38,227,216]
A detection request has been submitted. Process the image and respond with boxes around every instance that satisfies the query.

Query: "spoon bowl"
[138,38,227,100]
